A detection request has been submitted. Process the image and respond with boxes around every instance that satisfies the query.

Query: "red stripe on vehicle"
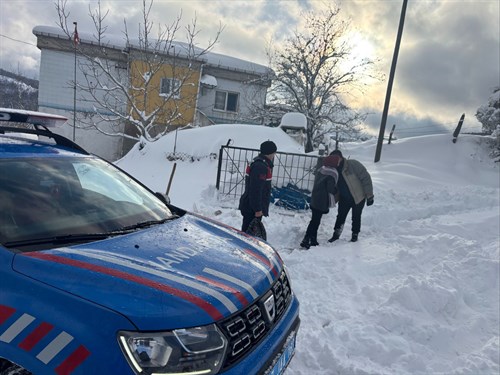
[196,275,249,307]
[19,322,54,351]
[55,345,90,375]
[24,253,222,321]
[243,248,278,278]
[0,305,16,325]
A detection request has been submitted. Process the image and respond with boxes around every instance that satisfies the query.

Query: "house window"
[214,91,239,112]
[160,78,181,98]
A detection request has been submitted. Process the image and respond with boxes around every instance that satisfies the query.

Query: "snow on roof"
[200,74,218,87]
[279,112,307,130]
[33,25,270,75]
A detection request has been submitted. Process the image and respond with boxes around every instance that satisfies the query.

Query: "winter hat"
[330,149,343,158]
[323,155,341,168]
[260,140,277,155]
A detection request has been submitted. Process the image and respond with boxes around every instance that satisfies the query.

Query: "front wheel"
[0,360,32,375]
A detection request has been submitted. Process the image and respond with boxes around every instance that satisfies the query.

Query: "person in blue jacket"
[239,141,277,235]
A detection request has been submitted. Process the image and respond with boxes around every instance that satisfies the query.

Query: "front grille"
[219,270,292,369]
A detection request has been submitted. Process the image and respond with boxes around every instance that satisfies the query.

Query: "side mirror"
[155,192,171,205]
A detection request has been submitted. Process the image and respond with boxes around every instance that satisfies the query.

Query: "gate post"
[216,146,224,190]
[388,124,396,144]
[452,113,465,144]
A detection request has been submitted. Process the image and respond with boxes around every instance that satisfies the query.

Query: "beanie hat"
[323,155,341,168]
[330,149,343,158]
[260,140,277,155]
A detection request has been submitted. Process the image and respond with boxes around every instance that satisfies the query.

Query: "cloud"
[0,0,497,134]
[340,0,498,129]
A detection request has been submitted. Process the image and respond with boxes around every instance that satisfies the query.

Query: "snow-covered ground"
[117,125,500,375]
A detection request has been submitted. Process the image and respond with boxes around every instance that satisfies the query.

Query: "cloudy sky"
[0,0,498,135]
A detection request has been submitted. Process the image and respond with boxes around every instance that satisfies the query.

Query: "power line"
[0,34,37,47]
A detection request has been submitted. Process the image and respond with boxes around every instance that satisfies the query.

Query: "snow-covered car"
[0,108,300,375]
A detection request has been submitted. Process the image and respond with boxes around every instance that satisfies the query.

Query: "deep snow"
[117,125,500,375]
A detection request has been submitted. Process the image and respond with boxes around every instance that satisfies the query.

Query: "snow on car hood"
[13,214,284,330]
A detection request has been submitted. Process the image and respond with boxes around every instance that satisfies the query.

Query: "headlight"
[118,324,227,374]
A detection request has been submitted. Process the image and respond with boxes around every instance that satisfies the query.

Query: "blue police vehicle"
[0,108,300,375]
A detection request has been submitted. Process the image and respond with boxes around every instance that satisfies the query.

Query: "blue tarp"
[271,183,311,210]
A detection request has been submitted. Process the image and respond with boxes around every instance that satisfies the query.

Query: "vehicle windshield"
[0,156,174,250]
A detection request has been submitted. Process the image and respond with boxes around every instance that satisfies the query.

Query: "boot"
[300,235,311,249]
[310,235,319,247]
[350,233,359,242]
[328,228,343,243]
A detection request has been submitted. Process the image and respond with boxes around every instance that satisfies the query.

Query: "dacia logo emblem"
[263,293,275,323]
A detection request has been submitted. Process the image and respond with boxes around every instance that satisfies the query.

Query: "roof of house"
[33,25,271,76]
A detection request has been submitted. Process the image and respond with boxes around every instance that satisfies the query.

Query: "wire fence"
[216,145,321,209]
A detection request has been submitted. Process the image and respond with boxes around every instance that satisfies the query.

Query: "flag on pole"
[73,22,80,46]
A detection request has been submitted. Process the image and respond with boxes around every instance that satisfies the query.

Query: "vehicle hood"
[13,214,284,330]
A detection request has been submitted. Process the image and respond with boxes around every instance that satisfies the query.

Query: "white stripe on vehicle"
[203,268,259,299]
[36,331,73,364]
[58,249,238,314]
[0,313,35,343]
[269,256,281,273]
[261,247,282,273]
[237,250,274,284]
[237,236,282,274]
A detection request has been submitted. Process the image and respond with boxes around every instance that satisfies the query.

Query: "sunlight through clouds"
[0,0,498,131]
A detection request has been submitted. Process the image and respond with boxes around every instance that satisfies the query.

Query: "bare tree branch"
[55,0,223,147]
[88,0,108,44]
[54,0,71,38]
[262,4,380,151]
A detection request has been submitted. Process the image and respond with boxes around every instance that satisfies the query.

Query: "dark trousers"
[305,208,324,239]
[334,197,365,234]
[241,213,255,233]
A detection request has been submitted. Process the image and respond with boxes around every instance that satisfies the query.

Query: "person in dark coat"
[328,149,374,243]
[300,154,340,249]
[238,140,277,236]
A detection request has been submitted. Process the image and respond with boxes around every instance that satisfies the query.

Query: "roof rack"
[0,126,89,154]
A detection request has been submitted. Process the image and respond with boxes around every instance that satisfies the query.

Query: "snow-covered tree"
[265,4,378,152]
[475,87,500,134]
[55,0,222,146]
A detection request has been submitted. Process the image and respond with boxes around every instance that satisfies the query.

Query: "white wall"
[38,49,125,161]
[197,76,267,125]
[38,48,269,159]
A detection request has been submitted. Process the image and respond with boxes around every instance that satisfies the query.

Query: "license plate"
[265,331,297,375]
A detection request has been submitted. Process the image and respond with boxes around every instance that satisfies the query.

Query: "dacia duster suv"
[0,108,300,375]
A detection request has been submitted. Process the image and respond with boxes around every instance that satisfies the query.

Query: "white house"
[33,26,273,161]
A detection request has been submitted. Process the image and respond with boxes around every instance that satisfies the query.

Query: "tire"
[0,360,32,375]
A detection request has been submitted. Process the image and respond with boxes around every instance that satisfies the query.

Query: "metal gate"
[215,145,322,209]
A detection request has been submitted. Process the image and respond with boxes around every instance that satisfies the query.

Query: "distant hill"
[0,68,38,110]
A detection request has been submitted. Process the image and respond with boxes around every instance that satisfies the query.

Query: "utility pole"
[72,22,79,141]
[374,0,408,162]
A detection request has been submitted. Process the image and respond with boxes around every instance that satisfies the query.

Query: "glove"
[367,197,374,206]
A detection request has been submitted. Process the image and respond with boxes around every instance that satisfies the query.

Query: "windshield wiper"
[2,217,178,249]
[3,233,112,248]
[116,217,175,232]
